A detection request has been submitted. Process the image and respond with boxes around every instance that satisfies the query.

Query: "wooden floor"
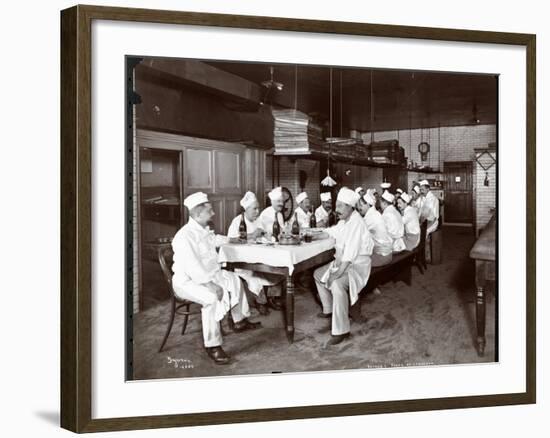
[131,226,496,380]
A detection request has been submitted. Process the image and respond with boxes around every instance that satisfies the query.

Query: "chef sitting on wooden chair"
[313,187,374,345]
[171,191,261,365]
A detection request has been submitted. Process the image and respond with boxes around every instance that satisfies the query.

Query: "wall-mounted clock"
[418,141,430,161]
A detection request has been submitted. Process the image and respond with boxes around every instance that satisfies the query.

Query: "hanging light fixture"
[321,67,337,187]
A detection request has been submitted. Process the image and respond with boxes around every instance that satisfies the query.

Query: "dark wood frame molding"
[60,4,536,433]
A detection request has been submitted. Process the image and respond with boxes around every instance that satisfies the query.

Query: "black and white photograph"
[127,57,498,380]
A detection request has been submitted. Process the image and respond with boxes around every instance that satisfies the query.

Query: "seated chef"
[257,187,286,310]
[315,192,333,228]
[379,190,406,252]
[227,191,278,315]
[171,192,261,365]
[259,186,286,236]
[313,188,374,345]
[294,191,312,228]
[356,190,393,267]
[397,192,421,251]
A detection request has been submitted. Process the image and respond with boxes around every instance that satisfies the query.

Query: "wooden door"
[444,161,473,224]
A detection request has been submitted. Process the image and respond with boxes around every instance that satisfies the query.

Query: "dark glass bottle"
[239,213,247,241]
[291,212,300,235]
[328,211,336,226]
[272,211,280,242]
[309,209,317,228]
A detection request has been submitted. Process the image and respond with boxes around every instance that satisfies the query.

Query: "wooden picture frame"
[60,4,536,433]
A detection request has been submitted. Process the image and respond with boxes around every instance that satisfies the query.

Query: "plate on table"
[278,235,301,245]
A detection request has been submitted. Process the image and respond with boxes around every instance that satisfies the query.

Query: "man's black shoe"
[205,346,230,364]
[233,318,262,333]
[256,303,270,316]
[327,332,351,345]
[267,296,283,311]
[317,311,332,319]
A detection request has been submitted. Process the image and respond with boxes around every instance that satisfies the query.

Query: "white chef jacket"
[315,205,330,227]
[412,196,423,217]
[226,214,274,295]
[364,207,393,257]
[171,217,241,321]
[421,191,440,234]
[259,206,285,235]
[382,205,406,252]
[319,210,374,306]
[227,214,263,238]
[402,205,420,251]
[294,206,311,229]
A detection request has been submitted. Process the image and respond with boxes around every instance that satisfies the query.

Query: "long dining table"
[219,237,336,344]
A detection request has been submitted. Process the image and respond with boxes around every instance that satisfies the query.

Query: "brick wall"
[360,124,496,171]
[474,149,497,233]
[360,124,497,229]
[266,156,321,209]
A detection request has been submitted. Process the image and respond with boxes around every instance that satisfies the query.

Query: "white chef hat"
[296,192,308,204]
[320,192,331,202]
[355,187,364,194]
[419,179,430,187]
[381,181,391,189]
[381,190,395,203]
[268,186,283,201]
[240,191,258,209]
[396,188,404,194]
[184,192,209,210]
[413,185,421,194]
[400,193,411,204]
[337,187,360,206]
[363,192,376,206]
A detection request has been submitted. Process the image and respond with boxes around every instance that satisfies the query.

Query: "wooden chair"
[157,245,201,353]
[157,245,236,353]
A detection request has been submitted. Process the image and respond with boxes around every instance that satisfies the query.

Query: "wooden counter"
[469,214,496,356]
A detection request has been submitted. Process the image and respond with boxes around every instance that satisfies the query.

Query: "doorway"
[444,161,473,224]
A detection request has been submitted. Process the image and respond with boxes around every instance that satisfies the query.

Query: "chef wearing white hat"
[172,192,261,365]
[356,192,393,267]
[355,187,366,198]
[397,192,421,251]
[226,192,278,315]
[259,187,286,235]
[379,191,406,252]
[315,192,333,228]
[294,191,312,228]
[313,187,374,345]
[419,180,440,235]
[411,185,423,216]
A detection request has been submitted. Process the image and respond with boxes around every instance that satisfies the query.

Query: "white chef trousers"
[313,263,352,336]
[173,278,250,348]
[234,269,279,304]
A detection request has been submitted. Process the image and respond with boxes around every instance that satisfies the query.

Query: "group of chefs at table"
[171,180,439,364]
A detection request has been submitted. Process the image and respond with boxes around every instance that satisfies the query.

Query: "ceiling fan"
[260,66,284,105]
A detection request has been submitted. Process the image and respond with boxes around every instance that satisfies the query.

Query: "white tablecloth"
[218,237,335,275]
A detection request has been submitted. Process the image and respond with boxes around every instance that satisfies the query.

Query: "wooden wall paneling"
[185,148,213,190]
[214,149,242,194]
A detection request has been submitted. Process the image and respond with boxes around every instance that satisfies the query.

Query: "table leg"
[475,285,486,356]
[475,261,486,356]
[284,276,295,344]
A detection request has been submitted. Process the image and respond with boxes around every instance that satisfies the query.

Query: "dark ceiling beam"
[137,58,267,108]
